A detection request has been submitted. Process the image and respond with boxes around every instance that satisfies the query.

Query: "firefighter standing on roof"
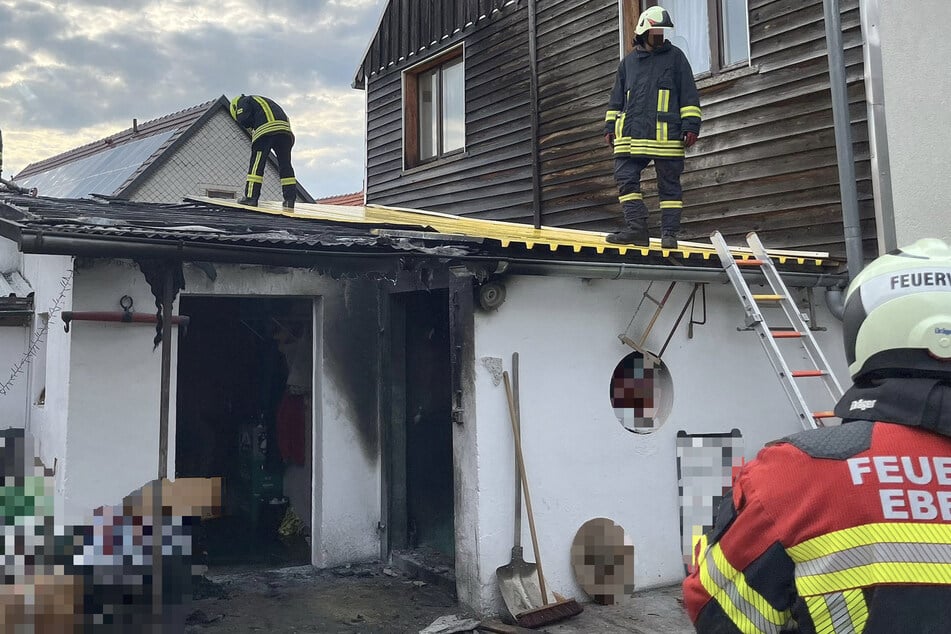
[683,239,951,632]
[603,5,701,249]
[229,94,297,209]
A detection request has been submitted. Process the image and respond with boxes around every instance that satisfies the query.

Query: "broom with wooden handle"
[502,371,582,628]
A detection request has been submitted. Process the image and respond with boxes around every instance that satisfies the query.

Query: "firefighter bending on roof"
[604,5,700,249]
[229,94,297,209]
[683,238,951,632]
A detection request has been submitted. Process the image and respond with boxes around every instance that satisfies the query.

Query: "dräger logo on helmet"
[936,327,951,336]
[850,399,876,411]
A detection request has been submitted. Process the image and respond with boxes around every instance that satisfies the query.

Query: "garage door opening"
[176,296,314,567]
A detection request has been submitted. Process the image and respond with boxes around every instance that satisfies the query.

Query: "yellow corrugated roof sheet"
[186,196,834,267]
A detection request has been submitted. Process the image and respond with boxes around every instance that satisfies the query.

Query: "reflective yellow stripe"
[615,113,626,138]
[250,120,292,142]
[619,192,643,203]
[798,562,951,596]
[656,90,664,141]
[280,177,297,186]
[660,200,683,209]
[843,588,868,632]
[681,105,702,119]
[613,136,686,157]
[249,151,265,179]
[605,110,619,122]
[253,96,276,122]
[245,175,264,184]
[806,596,833,633]
[788,523,951,561]
[789,523,951,597]
[661,89,670,141]
[698,542,789,633]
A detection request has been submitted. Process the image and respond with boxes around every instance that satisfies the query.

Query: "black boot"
[606,218,650,246]
[660,209,681,250]
[282,197,295,210]
[237,196,258,207]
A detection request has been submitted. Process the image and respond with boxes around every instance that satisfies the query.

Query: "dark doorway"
[386,290,455,571]
[176,296,313,567]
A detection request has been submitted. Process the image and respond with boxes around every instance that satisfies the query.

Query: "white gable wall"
[874,0,951,246]
[125,109,287,203]
[460,274,848,614]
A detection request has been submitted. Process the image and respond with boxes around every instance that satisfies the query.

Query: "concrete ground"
[185,563,695,633]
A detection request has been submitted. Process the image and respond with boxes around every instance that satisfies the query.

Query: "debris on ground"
[420,614,482,633]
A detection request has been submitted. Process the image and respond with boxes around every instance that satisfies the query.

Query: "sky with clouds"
[0,0,385,198]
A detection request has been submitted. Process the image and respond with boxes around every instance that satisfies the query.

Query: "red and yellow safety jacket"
[683,377,951,633]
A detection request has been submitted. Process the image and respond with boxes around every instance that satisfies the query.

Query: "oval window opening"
[610,351,674,434]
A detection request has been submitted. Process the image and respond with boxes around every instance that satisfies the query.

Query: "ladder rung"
[752,294,785,301]
[792,370,826,378]
[813,411,836,419]
[734,258,765,266]
[771,330,803,338]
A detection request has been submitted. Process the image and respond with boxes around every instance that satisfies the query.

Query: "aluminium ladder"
[711,231,843,430]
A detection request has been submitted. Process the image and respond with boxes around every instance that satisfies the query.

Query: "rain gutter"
[823,0,864,281]
[501,258,845,288]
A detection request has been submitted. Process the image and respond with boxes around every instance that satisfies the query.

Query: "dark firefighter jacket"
[604,41,701,159]
[683,376,951,633]
[234,95,293,144]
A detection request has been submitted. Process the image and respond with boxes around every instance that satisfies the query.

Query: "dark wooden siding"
[361,0,874,258]
[364,2,535,219]
[535,0,619,228]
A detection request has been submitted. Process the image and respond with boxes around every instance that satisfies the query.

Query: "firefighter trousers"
[245,132,297,202]
[613,156,684,235]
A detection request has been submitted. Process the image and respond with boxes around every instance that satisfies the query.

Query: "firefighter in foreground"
[683,238,951,632]
[603,5,701,249]
[229,94,297,209]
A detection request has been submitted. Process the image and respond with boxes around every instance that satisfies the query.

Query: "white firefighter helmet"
[634,5,675,36]
[842,238,951,380]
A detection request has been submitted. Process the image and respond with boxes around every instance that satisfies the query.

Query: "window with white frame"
[624,0,751,76]
[404,47,465,168]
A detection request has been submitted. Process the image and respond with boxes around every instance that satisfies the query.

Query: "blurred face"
[647,28,665,48]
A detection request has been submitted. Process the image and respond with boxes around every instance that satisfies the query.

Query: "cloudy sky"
[0,0,385,198]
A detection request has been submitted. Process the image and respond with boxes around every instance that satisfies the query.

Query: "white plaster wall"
[0,327,28,428]
[125,110,288,203]
[10,253,74,508]
[0,239,28,430]
[62,260,175,522]
[0,238,21,273]
[465,275,848,613]
[877,0,951,245]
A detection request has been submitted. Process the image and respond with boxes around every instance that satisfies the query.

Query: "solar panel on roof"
[17,132,175,199]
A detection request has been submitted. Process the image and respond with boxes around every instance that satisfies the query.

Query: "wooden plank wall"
[541,0,874,258]
[535,0,620,227]
[365,2,535,218]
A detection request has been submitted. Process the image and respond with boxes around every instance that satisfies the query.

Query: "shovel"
[496,353,545,620]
